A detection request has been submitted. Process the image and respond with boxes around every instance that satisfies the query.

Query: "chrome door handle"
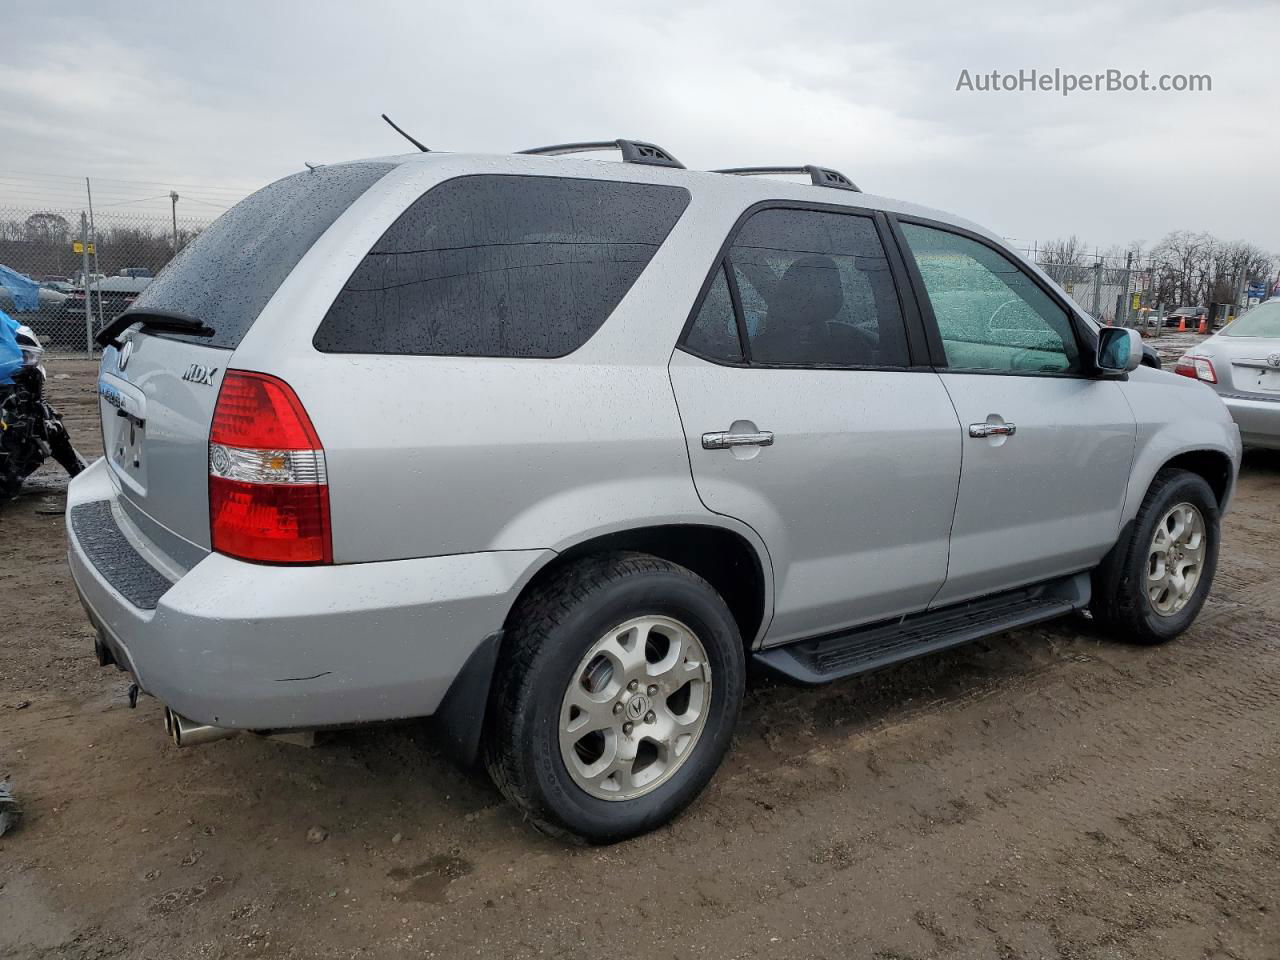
[702,430,775,450]
[968,422,1016,438]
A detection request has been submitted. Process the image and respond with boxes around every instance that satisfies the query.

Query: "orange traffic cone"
[1178,317,1187,332]
[1197,317,1208,334]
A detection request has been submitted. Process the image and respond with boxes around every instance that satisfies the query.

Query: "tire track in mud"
[401,552,1280,957]
[392,594,1280,958]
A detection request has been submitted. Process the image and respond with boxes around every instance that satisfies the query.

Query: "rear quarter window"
[313,175,691,358]
[131,162,395,349]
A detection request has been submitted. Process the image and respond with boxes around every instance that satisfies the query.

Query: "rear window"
[1223,301,1280,337]
[312,175,691,357]
[132,162,395,349]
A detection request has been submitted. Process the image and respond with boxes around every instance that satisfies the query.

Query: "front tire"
[484,552,745,843]
[1092,468,1221,644]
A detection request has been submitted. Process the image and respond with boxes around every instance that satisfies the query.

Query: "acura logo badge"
[117,338,133,371]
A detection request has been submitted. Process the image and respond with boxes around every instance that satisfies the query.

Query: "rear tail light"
[1173,354,1217,384]
[208,370,332,564]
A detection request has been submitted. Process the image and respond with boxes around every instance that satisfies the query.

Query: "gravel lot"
[3,356,1279,960]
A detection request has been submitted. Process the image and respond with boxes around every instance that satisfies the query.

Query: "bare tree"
[1150,231,1214,307]
[23,212,71,244]
[1147,231,1277,308]
[1037,235,1091,292]
[1209,240,1276,304]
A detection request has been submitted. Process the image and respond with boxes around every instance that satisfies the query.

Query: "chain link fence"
[1013,244,1252,334]
[1012,244,1150,328]
[0,206,217,356]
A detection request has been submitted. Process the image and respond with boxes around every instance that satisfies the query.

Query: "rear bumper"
[1221,394,1280,450]
[66,458,549,729]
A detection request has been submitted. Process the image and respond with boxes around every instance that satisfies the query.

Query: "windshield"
[1223,301,1280,338]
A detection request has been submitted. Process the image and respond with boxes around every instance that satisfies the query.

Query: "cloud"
[1,0,1276,250]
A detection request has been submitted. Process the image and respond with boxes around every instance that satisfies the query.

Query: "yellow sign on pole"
[72,241,95,255]
[1131,292,1141,310]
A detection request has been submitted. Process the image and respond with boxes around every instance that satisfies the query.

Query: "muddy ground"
[2,357,1279,959]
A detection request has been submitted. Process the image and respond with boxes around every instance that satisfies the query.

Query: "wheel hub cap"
[1147,501,1207,617]
[625,694,649,721]
[559,615,711,801]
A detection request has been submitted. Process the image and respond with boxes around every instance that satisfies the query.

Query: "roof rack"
[517,139,684,169]
[713,165,861,192]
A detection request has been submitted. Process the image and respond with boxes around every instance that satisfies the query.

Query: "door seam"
[927,371,966,611]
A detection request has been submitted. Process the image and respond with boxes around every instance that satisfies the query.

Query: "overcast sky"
[2,0,1276,253]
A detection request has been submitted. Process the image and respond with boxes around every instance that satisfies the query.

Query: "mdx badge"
[182,363,219,386]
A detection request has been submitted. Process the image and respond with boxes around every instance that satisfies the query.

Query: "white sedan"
[1175,299,1280,449]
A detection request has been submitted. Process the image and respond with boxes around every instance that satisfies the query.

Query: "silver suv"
[68,140,1241,842]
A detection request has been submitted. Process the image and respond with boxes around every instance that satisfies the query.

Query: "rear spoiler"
[95,310,214,349]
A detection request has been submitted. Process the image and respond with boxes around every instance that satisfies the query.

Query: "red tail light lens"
[209,370,332,565]
[1173,355,1217,384]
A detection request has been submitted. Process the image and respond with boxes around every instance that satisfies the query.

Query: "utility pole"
[80,212,93,357]
[1120,250,1133,327]
[1091,251,1104,319]
[170,191,180,252]
[86,177,105,331]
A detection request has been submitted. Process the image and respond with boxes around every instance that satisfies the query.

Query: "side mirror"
[1097,327,1142,373]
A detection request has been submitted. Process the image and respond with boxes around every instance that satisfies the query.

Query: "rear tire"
[1091,468,1220,644]
[484,552,745,843]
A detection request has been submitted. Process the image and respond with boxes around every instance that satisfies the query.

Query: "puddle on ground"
[387,852,474,903]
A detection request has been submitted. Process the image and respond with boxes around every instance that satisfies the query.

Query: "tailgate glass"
[129,162,394,349]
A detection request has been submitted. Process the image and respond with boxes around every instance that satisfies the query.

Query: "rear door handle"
[968,422,1016,438]
[702,429,775,450]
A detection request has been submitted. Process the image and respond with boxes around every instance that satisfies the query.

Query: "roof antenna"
[381,113,430,152]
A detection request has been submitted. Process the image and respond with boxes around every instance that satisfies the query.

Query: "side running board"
[754,573,1090,686]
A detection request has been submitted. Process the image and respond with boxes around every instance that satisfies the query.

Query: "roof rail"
[517,139,684,169]
[713,165,861,192]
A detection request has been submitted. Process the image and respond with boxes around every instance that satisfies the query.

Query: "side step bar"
[754,573,1090,686]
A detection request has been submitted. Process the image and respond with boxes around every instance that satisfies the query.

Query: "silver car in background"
[67,142,1241,843]
[1176,299,1280,449]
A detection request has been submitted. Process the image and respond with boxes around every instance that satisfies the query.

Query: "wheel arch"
[436,522,771,768]
[1159,448,1234,507]
[1122,430,1239,532]
[520,523,773,651]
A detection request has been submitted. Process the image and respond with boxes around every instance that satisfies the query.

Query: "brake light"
[208,370,332,564]
[1173,354,1217,384]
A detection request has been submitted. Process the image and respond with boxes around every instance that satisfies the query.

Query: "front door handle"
[968,422,1016,438]
[702,429,775,450]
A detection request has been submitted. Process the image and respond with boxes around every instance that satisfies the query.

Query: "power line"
[178,195,231,209]
[97,194,173,207]
[0,168,255,195]
[0,187,244,206]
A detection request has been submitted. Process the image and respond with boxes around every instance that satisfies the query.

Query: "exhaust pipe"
[163,707,238,748]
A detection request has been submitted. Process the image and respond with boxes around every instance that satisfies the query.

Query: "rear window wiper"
[95,309,215,348]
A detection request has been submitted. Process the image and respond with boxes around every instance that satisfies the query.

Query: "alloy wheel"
[558,615,711,801]
[1147,501,1207,617]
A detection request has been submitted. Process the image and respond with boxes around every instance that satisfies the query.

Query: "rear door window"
[131,162,395,349]
[313,175,691,357]
[681,206,910,368]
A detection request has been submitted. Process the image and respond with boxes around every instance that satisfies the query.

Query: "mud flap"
[431,631,502,768]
